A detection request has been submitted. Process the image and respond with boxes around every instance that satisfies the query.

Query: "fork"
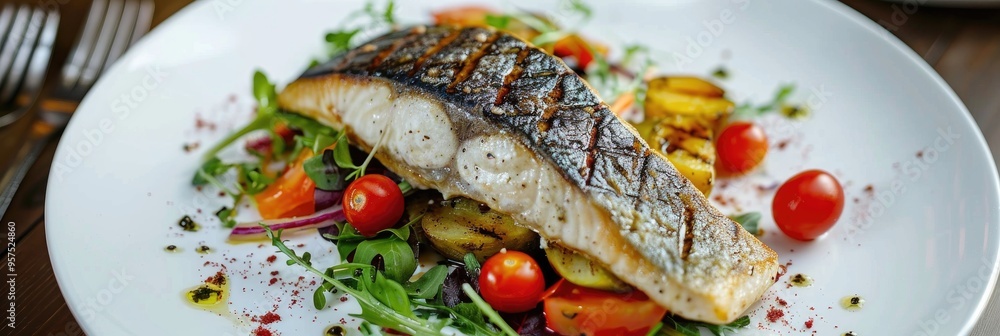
[0,5,58,128]
[0,0,153,218]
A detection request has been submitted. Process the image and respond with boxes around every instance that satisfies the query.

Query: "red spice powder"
[252,326,272,336]
[269,278,278,286]
[805,318,814,329]
[776,140,790,150]
[270,271,279,276]
[266,255,277,263]
[259,312,281,324]
[776,298,788,306]
[766,307,784,323]
[205,271,226,286]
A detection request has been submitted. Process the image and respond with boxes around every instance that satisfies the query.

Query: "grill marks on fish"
[494,48,531,106]
[447,33,502,94]
[294,26,778,324]
[414,28,497,87]
[681,196,696,260]
[407,29,461,78]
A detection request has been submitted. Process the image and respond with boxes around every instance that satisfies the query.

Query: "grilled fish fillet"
[278,25,778,324]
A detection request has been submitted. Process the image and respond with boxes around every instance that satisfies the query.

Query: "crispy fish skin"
[278,25,778,324]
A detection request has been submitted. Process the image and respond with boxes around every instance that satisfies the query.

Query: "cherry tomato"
[343,174,404,237]
[772,169,845,241]
[479,250,546,313]
[255,150,316,219]
[716,121,768,174]
[542,280,667,336]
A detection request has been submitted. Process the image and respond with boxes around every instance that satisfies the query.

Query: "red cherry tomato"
[542,280,667,336]
[717,121,768,174]
[479,250,546,313]
[343,174,404,237]
[772,169,845,241]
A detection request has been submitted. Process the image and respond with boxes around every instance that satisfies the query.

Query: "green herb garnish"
[733,84,801,119]
[323,0,398,58]
[711,67,729,80]
[729,212,762,236]
[266,225,515,336]
[303,149,345,191]
[650,315,751,336]
[266,226,446,335]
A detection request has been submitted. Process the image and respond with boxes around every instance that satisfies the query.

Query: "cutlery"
[0,4,58,128]
[0,0,153,218]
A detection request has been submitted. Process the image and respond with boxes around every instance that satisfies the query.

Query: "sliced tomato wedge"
[542,280,667,336]
[552,34,607,70]
[254,149,316,219]
[432,6,496,27]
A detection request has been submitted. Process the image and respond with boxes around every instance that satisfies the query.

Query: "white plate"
[45,0,1000,335]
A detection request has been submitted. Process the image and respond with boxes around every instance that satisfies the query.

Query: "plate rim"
[43,0,1000,334]
[813,0,1000,332]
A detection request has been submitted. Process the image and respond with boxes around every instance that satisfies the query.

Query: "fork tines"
[0,4,58,108]
[60,0,154,100]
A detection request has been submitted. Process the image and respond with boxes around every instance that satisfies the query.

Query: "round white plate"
[46,0,1000,335]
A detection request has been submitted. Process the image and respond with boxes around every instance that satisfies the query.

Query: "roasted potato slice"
[644,89,734,121]
[545,242,630,292]
[649,76,726,98]
[419,197,539,262]
[638,76,734,195]
[642,114,717,195]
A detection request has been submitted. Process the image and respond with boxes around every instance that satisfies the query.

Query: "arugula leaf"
[353,236,417,284]
[303,149,346,191]
[464,252,482,275]
[730,212,762,236]
[237,163,274,195]
[711,66,729,80]
[656,314,751,336]
[622,44,648,67]
[403,265,448,299]
[326,29,361,56]
[451,302,489,334]
[192,157,231,186]
[325,223,367,261]
[564,0,592,19]
[381,0,396,25]
[311,133,338,154]
[202,70,279,160]
[358,322,383,336]
[333,134,360,170]
[733,84,797,119]
[265,226,447,336]
[215,206,237,228]
[253,71,277,110]
[313,280,334,310]
[364,268,413,317]
[462,284,518,336]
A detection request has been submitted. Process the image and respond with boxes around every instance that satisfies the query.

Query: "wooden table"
[1,0,999,335]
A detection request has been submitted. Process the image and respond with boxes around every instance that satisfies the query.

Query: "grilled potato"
[652,76,726,98]
[645,89,734,121]
[644,114,716,194]
[545,242,630,292]
[639,76,734,195]
[419,197,539,262]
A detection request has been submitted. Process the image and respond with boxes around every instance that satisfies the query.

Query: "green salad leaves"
[266,225,518,336]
